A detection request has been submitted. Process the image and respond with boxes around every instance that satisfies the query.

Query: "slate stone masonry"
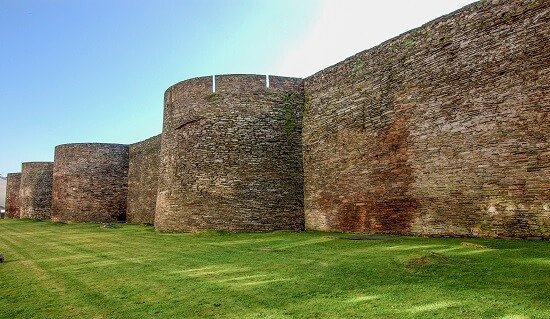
[52,143,129,223]
[302,0,550,238]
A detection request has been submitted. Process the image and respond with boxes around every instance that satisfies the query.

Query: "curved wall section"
[127,134,161,224]
[156,74,304,232]
[5,173,22,218]
[20,162,53,220]
[303,1,550,238]
[52,143,129,223]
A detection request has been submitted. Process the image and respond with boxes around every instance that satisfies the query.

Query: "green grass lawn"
[0,219,549,319]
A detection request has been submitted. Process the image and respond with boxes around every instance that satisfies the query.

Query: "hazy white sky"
[275,0,477,77]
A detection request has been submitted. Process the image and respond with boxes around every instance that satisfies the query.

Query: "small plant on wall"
[352,60,365,77]
[206,93,219,102]
[282,93,299,139]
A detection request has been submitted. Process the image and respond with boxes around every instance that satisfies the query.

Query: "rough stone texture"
[156,74,304,232]
[127,134,161,224]
[5,173,22,218]
[20,162,53,220]
[52,143,129,223]
[303,0,550,238]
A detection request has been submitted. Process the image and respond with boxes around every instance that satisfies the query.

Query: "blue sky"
[0,0,475,175]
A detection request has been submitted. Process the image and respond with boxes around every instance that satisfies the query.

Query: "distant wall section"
[20,162,53,220]
[127,134,161,224]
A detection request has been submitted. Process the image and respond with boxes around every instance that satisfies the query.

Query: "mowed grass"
[0,219,549,319]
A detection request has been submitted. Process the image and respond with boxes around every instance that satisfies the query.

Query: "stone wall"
[20,162,53,220]
[5,173,22,218]
[303,0,550,238]
[156,74,304,232]
[4,1,548,239]
[52,143,129,223]
[127,134,161,224]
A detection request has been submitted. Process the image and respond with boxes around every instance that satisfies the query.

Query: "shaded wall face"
[52,144,129,223]
[127,135,161,224]
[20,163,53,220]
[303,1,550,238]
[6,173,22,218]
[156,75,304,232]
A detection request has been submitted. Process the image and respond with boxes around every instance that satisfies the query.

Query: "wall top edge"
[55,143,130,149]
[21,162,54,166]
[166,74,303,94]
[6,172,22,177]
[303,0,493,83]
[130,134,162,147]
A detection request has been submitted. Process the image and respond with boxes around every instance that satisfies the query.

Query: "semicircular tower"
[52,143,129,223]
[20,162,53,219]
[156,74,305,232]
[5,172,22,218]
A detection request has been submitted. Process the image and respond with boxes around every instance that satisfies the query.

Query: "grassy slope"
[0,219,549,319]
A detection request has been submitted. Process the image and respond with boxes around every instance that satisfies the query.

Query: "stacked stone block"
[127,134,161,224]
[52,143,129,223]
[155,74,305,232]
[5,173,22,218]
[303,0,550,238]
[20,162,53,220]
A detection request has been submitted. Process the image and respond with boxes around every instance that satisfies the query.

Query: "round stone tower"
[52,143,129,223]
[20,162,53,219]
[5,173,22,218]
[155,74,305,232]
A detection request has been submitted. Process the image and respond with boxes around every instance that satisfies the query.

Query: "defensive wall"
[3,0,548,238]
[302,0,550,238]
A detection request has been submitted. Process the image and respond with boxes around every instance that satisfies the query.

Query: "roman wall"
[3,1,548,239]
[20,162,53,220]
[155,74,305,232]
[303,0,550,238]
[52,143,129,223]
[5,173,22,218]
[127,134,161,224]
